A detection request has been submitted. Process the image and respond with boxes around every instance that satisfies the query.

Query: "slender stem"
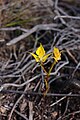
[40,62,49,95]
[44,76,49,96]
[48,60,56,75]
[40,63,48,75]
[43,59,56,95]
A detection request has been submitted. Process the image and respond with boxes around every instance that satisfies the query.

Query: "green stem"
[48,60,56,76]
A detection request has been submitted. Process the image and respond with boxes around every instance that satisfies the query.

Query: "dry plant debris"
[0,0,80,120]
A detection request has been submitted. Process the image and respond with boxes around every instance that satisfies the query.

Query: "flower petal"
[53,47,61,61]
[42,53,51,62]
[53,57,58,62]
[30,53,39,62]
[36,43,45,59]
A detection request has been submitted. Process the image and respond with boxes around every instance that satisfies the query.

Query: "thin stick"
[8,84,30,120]
[29,102,33,120]
[1,90,80,97]
[14,110,29,120]
[54,15,80,20]
[50,92,72,107]
[0,74,41,91]
[6,24,60,46]
[62,110,80,119]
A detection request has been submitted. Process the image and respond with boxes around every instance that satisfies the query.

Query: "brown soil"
[0,0,80,120]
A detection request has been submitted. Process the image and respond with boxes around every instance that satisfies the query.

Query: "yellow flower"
[31,43,50,62]
[53,47,61,62]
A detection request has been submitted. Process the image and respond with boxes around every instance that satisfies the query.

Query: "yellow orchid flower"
[53,47,61,62]
[31,43,50,63]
